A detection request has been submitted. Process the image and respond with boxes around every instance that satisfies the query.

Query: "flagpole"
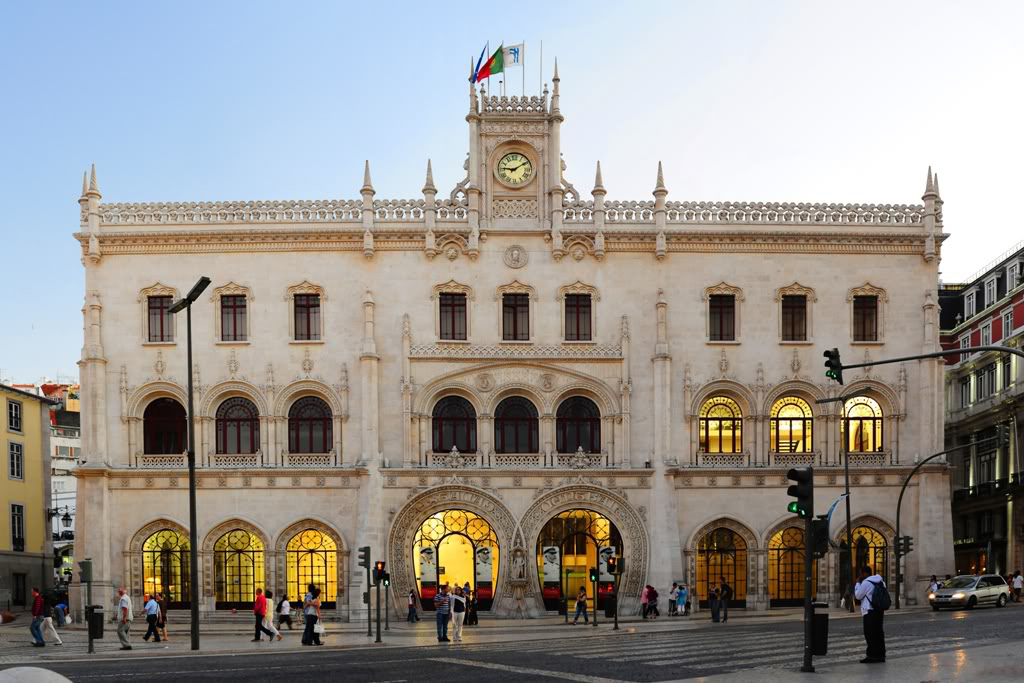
[540,40,543,97]
[522,39,525,97]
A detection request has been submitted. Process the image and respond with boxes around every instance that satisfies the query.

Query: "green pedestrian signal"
[823,348,844,385]
[786,467,814,518]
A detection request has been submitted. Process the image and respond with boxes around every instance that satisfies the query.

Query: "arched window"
[536,509,621,612]
[142,529,190,609]
[699,396,743,454]
[770,396,813,453]
[768,527,816,607]
[216,397,260,454]
[213,529,265,609]
[696,528,747,608]
[288,397,332,454]
[838,526,888,594]
[432,396,477,452]
[842,396,883,453]
[286,529,338,609]
[495,397,539,454]
[556,396,601,453]
[143,398,186,455]
[414,509,499,611]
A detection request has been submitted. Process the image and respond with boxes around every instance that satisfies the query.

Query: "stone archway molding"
[388,483,517,616]
[687,516,759,551]
[124,517,190,599]
[201,517,272,600]
[274,518,348,604]
[516,482,649,617]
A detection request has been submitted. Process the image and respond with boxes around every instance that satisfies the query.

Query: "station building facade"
[73,70,954,619]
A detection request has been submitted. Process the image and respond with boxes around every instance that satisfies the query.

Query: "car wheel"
[997,594,1007,608]
[967,596,977,609]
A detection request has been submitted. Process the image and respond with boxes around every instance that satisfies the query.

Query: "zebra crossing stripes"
[606,633,920,663]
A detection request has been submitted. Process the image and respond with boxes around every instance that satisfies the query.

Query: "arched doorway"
[142,529,191,609]
[696,528,747,608]
[286,529,338,609]
[768,526,817,607]
[213,529,265,609]
[413,509,499,611]
[838,526,889,597]
[536,509,622,612]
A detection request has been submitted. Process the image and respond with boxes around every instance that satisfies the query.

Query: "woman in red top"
[252,588,276,642]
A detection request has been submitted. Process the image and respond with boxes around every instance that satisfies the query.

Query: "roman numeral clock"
[496,152,534,186]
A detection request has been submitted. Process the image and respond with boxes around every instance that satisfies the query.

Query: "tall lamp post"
[169,276,211,651]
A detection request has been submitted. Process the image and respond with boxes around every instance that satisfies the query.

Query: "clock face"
[496,152,534,186]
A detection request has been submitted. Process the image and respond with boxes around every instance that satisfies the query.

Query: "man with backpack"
[853,565,888,664]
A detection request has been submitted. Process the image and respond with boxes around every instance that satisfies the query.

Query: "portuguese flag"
[474,45,503,83]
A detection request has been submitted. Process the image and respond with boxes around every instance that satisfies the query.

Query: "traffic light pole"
[85,567,93,655]
[385,582,390,631]
[592,571,598,627]
[612,569,620,631]
[366,565,372,637]
[375,577,382,643]
[801,476,815,673]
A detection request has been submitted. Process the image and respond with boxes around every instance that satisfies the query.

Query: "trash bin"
[85,606,104,639]
[604,595,617,618]
[812,612,828,655]
[557,599,567,616]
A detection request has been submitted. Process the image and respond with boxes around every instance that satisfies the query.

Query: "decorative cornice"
[409,344,622,360]
[848,282,889,303]
[495,280,538,302]
[775,282,818,303]
[210,281,253,302]
[284,280,326,302]
[703,281,744,302]
[556,280,600,302]
[430,279,475,301]
[137,282,177,302]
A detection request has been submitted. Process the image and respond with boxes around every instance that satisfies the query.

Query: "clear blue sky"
[2,1,1022,382]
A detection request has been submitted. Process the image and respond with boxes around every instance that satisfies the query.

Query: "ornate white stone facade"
[73,70,953,619]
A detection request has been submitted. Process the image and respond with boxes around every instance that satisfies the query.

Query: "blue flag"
[470,44,487,83]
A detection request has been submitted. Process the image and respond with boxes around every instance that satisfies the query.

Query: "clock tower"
[466,62,570,250]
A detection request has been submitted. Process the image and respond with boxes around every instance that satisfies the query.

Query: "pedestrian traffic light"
[358,546,371,569]
[382,572,391,587]
[589,567,598,583]
[897,535,914,555]
[811,517,830,558]
[373,560,386,584]
[362,591,369,605]
[78,559,92,584]
[997,423,1011,448]
[823,348,844,385]
[606,557,618,575]
[786,466,814,518]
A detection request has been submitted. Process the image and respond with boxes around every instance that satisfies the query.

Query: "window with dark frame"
[564,294,592,341]
[431,396,477,452]
[959,377,971,408]
[709,294,736,341]
[502,293,530,341]
[978,450,996,484]
[147,295,174,342]
[216,397,260,454]
[852,295,878,342]
[12,573,26,605]
[288,396,332,454]
[7,400,21,432]
[293,294,321,341]
[143,398,187,455]
[494,396,539,454]
[781,295,807,342]
[439,293,467,341]
[976,364,997,400]
[9,442,22,480]
[1004,355,1013,390]
[11,504,25,549]
[556,396,602,453]
[220,295,248,342]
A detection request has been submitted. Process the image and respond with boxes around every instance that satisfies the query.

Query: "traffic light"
[823,348,844,385]
[897,535,914,555]
[382,572,391,587]
[358,546,371,569]
[997,423,1011,448]
[786,466,814,518]
[589,567,598,583]
[811,517,830,558]
[78,559,93,584]
[373,560,386,584]
[606,557,618,575]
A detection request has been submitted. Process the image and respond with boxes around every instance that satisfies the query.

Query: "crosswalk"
[453,627,966,677]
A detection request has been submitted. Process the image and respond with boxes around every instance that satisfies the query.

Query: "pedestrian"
[276,593,294,630]
[640,584,650,618]
[450,586,467,642]
[927,575,940,595]
[648,586,659,618]
[263,590,283,641]
[944,574,952,583]
[463,581,471,598]
[669,583,679,616]
[853,565,887,664]
[719,577,733,623]
[407,590,419,623]
[709,588,721,623]
[251,588,276,643]
[29,587,45,647]
[1011,571,1022,602]
[466,591,478,626]
[117,586,133,650]
[572,587,589,625]
[310,588,324,644]
[53,598,68,627]
[41,593,63,646]
[156,592,169,641]
[434,584,450,642]
[677,584,688,617]
[141,593,161,642]
[301,584,320,646]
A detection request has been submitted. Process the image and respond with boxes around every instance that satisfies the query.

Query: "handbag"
[313,622,326,635]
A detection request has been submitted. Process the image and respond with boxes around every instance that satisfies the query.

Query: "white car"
[928,574,1010,610]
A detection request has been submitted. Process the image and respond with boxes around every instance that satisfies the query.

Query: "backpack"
[869,579,891,611]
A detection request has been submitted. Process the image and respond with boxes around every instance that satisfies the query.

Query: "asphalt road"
[13,605,1024,682]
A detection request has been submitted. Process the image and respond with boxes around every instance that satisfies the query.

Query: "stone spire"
[80,171,88,199]
[922,166,938,263]
[361,161,375,259]
[592,160,605,195]
[653,162,667,260]
[361,160,375,196]
[654,161,667,196]
[423,159,438,259]
[922,165,937,200]
[593,161,607,260]
[468,58,479,113]
[423,159,436,194]
[550,59,560,114]
[86,163,101,199]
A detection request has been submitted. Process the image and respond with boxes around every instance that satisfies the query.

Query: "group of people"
[114,586,170,650]
[28,587,68,647]
[429,583,479,642]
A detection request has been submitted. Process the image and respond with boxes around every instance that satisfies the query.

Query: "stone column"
[913,467,955,602]
[360,291,380,464]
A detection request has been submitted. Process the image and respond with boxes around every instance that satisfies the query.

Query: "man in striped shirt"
[433,584,450,642]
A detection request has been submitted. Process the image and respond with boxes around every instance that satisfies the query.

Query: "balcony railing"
[419,447,610,469]
[683,449,895,468]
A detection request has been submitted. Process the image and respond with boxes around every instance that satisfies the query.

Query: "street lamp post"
[169,276,211,651]
[815,393,857,612]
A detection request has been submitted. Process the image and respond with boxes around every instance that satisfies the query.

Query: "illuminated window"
[213,529,265,609]
[699,397,743,453]
[841,397,883,453]
[837,526,888,592]
[768,527,816,606]
[414,509,499,611]
[536,509,622,612]
[286,529,337,608]
[142,529,191,609]
[696,528,747,608]
[770,397,813,453]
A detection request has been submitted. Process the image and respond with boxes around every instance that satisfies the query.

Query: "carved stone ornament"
[847,282,888,303]
[702,281,745,302]
[430,279,474,301]
[775,282,817,303]
[540,373,556,392]
[503,244,529,269]
[227,349,239,378]
[302,349,314,377]
[154,351,166,379]
[475,373,495,392]
[494,199,538,219]
[494,280,537,302]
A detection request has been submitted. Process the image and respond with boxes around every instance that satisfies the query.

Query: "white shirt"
[278,599,290,616]
[118,594,133,622]
[927,581,939,593]
[854,575,885,616]
[1013,576,1023,589]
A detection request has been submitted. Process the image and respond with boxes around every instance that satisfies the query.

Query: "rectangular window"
[781,295,807,341]
[71,446,81,459]
[502,293,530,341]
[978,451,996,484]
[293,294,321,341]
[985,279,997,307]
[965,292,975,318]
[981,323,991,347]
[147,295,174,342]
[7,400,22,432]
[1009,264,1020,289]
[1005,310,1015,338]
[438,293,467,341]
[9,442,23,480]
[564,294,592,341]
[1004,355,1013,390]
[11,504,24,550]
[852,295,878,341]
[220,295,248,341]
[959,336,971,362]
[708,294,736,341]
[12,573,26,606]
[56,445,70,457]
[959,378,971,408]
[976,364,997,400]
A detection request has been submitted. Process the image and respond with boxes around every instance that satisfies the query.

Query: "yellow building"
[1,384,54,609]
